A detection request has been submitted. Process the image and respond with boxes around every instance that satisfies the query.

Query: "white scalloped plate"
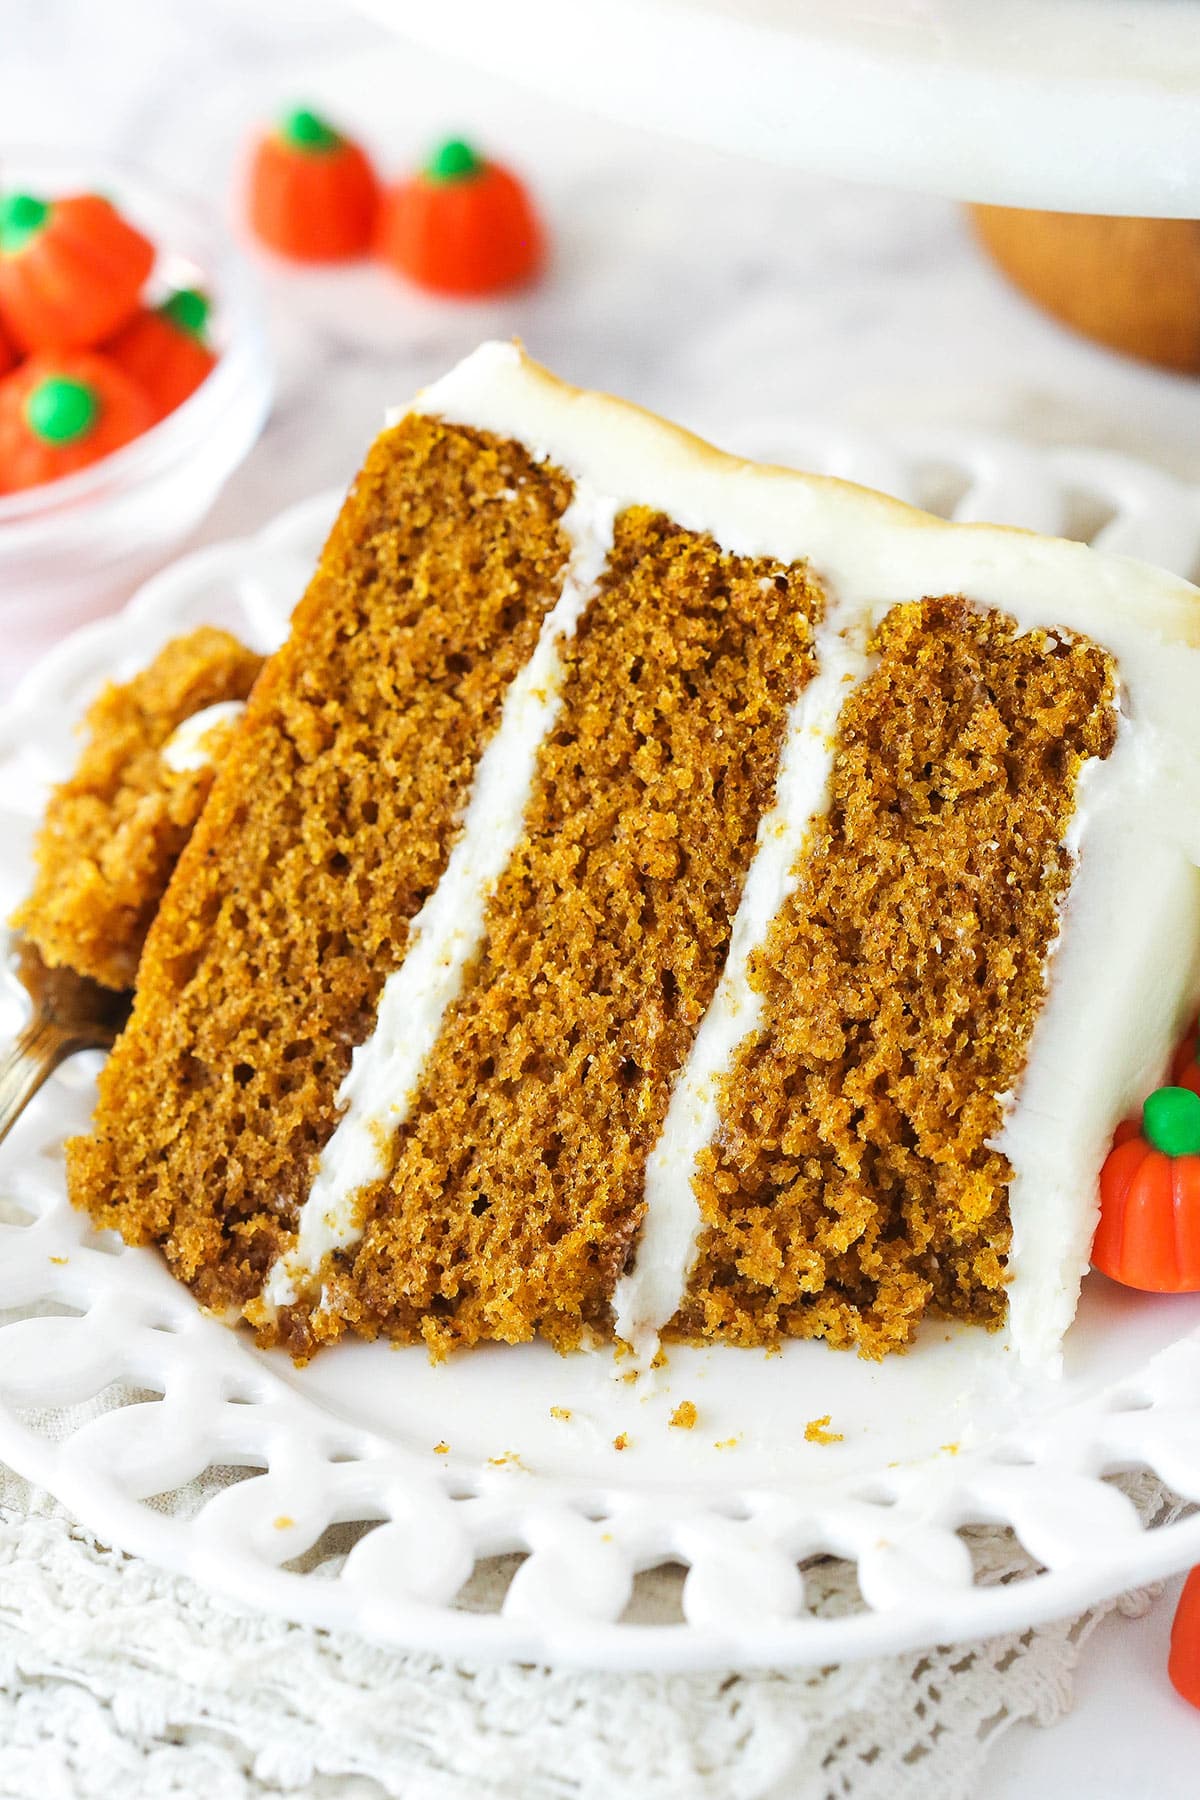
[4,429,1200,1672]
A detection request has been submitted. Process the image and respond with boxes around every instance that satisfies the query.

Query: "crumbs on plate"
[804,1414,844,1445]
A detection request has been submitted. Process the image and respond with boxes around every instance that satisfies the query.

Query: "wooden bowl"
[968,206,1200,374]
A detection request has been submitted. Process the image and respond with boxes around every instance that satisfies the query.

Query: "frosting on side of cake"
[261,480,618,1313]
[995,710,1200,1366]
[161,700,248,773]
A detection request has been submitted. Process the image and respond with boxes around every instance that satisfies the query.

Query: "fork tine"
[0,935,131,1148]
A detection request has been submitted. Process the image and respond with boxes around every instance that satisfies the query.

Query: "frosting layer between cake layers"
[161,700,249,773]
[262,480,619,1311]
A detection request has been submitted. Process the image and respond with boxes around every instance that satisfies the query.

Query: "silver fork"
[0,938,130,1149]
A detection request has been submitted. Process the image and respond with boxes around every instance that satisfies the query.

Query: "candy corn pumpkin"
[0,351,154,493]
[106,288,217,422]
[248,108,380,261]
[376,137,544,297]
[1170,1567,1200,1709]
[1092,1086,1200,1291]
[0,192,154,351]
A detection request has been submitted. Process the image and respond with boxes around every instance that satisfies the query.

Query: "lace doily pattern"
[0,1471,1179,1800]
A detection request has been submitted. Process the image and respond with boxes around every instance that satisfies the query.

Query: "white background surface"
[3,1,1200,1792]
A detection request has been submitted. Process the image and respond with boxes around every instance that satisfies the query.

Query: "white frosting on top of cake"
[253,341,1200,1369]
[259,479,618,1316]
[161,700,247,774]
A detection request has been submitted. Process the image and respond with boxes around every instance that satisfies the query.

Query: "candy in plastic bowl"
[0,154,272,680]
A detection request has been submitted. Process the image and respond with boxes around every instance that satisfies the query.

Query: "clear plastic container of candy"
[0,153,272,680]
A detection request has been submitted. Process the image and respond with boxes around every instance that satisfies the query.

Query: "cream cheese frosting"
[161,700,247,774]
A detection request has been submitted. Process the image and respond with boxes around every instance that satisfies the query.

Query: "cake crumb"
[549,1406,572,1421]
[669,1400,697,1430]
[613,1433,630,1451]
[273,1514,294,1530]
[804,1414,844,1445]
[48,1256,68,1266]
[714,1436,740,1451]
[433,1441,450,1455]
[940,1441,960,1455]
[650,1346,668,1371]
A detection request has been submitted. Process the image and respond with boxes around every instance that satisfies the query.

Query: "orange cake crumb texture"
[804,1414,843,1445]
[307,511,823,1359]
[677,597,1117,1358]
[13,627,263,990]
[67,419,574,1310]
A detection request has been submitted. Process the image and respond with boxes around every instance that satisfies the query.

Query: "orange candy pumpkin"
[0,192,154,352]
[1093,1086,1200,1292]
[1170,1567,1200,1709]
[0,351,154,493]
[106,289,217,423]
[249,108,380,262]
[376,138,544,297]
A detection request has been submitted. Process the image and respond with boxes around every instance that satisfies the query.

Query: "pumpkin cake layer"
[60,344,1200,1369]
[13,627,263,990]
[67,417,574,1310]
[677,597,1117,1358]
[294,510,824,1359]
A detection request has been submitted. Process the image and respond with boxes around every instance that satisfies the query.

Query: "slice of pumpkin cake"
[66,344,1200,1369]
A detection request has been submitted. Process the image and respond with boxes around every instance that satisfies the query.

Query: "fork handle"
[0,1016,77,1150]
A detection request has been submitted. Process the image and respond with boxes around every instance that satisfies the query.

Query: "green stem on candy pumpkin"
[279,108,342,154]
[158,288,211,340]
[425,138,483,183]
[1143,1085,1200,1158]
[0,193,51,255]
[24,376,98,446]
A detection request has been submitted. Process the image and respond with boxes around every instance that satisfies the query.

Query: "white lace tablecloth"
[0,1441,1176,1800]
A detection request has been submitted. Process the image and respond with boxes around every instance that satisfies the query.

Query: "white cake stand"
[354,0,1200,215]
